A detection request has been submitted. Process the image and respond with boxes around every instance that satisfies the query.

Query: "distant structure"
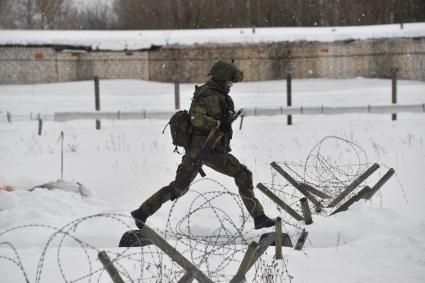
[1,27,424,84]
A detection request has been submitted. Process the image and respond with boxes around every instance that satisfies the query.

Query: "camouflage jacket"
[189,79,235,152]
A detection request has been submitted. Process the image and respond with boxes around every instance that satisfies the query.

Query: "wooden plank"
[327,163,379,207]
[256,183,304,221]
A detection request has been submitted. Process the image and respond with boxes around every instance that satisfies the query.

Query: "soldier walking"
[131,61,276,230]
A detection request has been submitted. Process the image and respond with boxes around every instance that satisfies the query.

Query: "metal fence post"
[175,81,180,110]
[94,76,101,129]
[287,73,292,125]
[38,117,43,135]
[7,111,12,123]
[391,68,398,121]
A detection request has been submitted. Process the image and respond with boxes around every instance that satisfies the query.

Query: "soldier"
[131,60,276,230]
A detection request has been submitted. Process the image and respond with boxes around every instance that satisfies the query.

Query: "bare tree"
[77,0,118,29]
[1,0,424,29]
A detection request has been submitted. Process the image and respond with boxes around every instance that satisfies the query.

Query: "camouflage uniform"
[133,61,273,228]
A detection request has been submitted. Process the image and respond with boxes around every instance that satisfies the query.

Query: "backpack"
[164,110,191,151]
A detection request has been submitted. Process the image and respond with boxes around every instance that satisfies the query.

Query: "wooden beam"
[256,183,304,221]
[300,182,332,199]
[330,186,372,216]
[139,225,213,283]
[365,168,395,200]
[270,162,322,212]
[98,251,124,283]
[177,271,194,283]
[300,198,313,225]
[294,229,308,251]
[275,217,283,259]
[230,242,259,283]
[246,233,275,272]
[327,163,379,207]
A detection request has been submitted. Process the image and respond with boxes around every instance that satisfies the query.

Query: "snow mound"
[29,179,94,197]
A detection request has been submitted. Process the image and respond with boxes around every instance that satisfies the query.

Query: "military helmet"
[208,60,244,83]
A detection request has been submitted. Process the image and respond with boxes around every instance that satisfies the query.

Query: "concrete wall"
[1,37,424,84]
[0,47,149,84]
[148,38,425,82]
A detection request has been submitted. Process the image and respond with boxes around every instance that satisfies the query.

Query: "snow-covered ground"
[1,22,425,50]
[0,78,425,282]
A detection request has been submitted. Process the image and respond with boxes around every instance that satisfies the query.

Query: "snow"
[1,23,425,50]
[1,78,424,116]
[1,78,425,282]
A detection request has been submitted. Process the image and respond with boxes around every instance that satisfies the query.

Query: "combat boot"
[254,215,276,230]
[131,208,148,229]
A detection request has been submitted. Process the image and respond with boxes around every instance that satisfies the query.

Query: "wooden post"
[330,186,372,216]
[175,81,180,110]
[327,163,379,208]
[38,117,43,135]
[246,233,275,272]
[139,225,213,283]
[230,241,259,283]
[270,162,322,212]
[294,229,308,250]
[287,73,292,125]
[365,168,395,200]
[94,76,101,130]
[391,68,398,121]
[275,217,283,259]
[178,271,194,283]
[98,251,125,283]
[256,183,304,221]
[300,198,313,225]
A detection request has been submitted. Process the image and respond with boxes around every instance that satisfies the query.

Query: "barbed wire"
[0,136,405,282]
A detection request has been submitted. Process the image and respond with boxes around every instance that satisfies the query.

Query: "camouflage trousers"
[139,147,265,218]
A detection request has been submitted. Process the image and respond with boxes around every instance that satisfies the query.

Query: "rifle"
[174,108,244,197]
